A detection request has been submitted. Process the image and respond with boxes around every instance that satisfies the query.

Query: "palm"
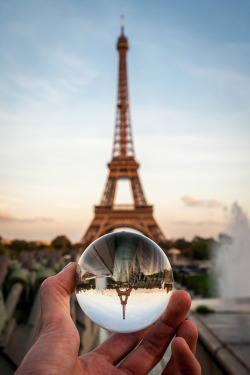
[16,263,200,375]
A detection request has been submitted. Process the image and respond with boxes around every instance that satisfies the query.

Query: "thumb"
[39,262,76,324]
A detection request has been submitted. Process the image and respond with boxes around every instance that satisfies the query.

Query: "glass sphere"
[75,232,173,333]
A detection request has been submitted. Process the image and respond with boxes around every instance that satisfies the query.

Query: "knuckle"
[40,276,55,296]
[160,315,176,332]
[41,275,54,289]
[142,336,163,359]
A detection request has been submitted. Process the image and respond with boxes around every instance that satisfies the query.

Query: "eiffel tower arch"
[82,22,166,247]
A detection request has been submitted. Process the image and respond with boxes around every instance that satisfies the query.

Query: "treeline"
[0,235,83,258]
[1,233,232,261]
[160,233,231,261]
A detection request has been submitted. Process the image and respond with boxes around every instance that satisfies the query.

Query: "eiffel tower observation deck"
[82,20,166,247]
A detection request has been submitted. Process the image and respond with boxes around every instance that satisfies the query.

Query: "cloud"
[0,212,54,223]
[181,196,223,208]
[171,220,223,226]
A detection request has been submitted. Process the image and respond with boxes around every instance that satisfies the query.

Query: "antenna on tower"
[121,15,125,35]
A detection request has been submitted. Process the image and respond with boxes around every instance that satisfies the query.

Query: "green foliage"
[0,236,7,255]
[162,237,214,260]
[183,274,218,298]
[190,240,211,260]
[51,235,72,251]
[9,240,30,252]
[5,239,50,258]
[159,240,175,251]
[195,305,214,314]
[162,236,217,261]
[175,238,191,251]
[160,238,192,257]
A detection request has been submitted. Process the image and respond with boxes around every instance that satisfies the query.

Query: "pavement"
[189,297,250,375]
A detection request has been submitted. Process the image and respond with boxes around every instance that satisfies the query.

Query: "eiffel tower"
[116,287,132,320]
[82,22,166,247]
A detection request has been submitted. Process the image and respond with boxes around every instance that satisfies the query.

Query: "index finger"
[119,290,191,375]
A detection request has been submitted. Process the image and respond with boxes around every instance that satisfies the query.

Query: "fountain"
[190,203,250,373]
[216,202,250,298]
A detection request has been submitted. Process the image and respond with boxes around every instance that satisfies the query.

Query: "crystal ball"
[75,232,173,333]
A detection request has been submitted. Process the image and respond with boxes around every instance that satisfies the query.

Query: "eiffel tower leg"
[100,175,117,206]
[122,304,126,320]
[131,174,147,206]
[81,220,100,247]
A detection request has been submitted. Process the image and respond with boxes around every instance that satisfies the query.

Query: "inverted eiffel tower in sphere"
[82,22,166,247]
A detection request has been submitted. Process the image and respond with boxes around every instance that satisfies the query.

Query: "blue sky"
[1,0,250,241]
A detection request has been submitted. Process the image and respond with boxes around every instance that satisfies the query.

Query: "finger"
[169,337,201,375]
[39,262,76,323]
[89,326,151,365]
[119,291,191,375]
[176,320,198,354]
[163,321,199,374]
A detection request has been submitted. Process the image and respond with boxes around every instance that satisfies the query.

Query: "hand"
[15,263,201,375]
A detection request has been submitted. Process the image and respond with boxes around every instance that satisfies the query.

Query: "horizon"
[1,0,250,242]
[0,228,232,245]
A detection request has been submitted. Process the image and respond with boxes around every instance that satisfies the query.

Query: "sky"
[1,0,250,242]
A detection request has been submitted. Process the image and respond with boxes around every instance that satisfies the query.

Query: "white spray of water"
[217,203,250,298]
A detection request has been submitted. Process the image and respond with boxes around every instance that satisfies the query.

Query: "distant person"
[15,263,201,375]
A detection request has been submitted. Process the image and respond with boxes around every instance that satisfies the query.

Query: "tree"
[9,239,29,252]
[0,236,7,255]
[51,235,72,251]
[190,240,211,260]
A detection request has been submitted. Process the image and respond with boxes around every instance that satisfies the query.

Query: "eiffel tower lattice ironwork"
[116,287,132,320]
[82,23,166,247]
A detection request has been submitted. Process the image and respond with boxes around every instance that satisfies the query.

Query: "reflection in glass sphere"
[75,232,174,333]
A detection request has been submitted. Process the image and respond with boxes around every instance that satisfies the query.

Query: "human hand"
[15,262,201,375]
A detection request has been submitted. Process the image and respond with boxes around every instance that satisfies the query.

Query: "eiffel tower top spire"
[112,17,135,160]
[120,14,125,35]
